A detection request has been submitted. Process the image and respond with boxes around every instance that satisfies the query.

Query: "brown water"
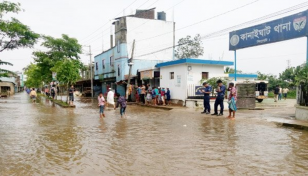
[0,93,308,175]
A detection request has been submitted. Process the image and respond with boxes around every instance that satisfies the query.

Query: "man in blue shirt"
[212,79,226,116]
[201,82,212,114]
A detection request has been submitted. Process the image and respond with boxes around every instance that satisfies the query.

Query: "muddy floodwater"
[1,93,308,175]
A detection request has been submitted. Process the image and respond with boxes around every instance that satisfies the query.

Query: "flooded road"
[1,93,308,175]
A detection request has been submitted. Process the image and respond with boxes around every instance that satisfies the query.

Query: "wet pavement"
[1,92,308,175]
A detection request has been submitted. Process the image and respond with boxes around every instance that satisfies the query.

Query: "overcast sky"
[2,0,308,76]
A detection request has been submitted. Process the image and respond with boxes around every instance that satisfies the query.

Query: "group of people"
[98,88,127,118]
[133,84,171,106]
[274,85,289,102]
[44,84,59,100]
[201,80,237,120]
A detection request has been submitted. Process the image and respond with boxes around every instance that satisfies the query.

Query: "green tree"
[224,66,242,74]
[175,34,204,59]
[0,1,39,52]
[33,34,82,82]
[257,71,268,80]
[24,63,43,88]
[51,59,82,103]
[200,77,228,96]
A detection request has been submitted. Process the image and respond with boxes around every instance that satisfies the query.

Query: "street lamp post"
[84,45,93,98]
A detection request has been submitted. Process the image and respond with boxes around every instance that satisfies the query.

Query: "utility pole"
[287,59,291,69]
[126,40,135,99]
[84,45,93,98]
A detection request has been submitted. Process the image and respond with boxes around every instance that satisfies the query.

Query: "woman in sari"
[227,83,237,120]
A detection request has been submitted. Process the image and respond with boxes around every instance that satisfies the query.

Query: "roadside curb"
[38,94,76,108]
[271,119,308,131]
[128,102,173,110]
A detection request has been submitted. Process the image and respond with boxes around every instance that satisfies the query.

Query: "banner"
[229,10,308,50]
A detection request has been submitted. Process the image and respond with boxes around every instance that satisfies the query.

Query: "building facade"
[156,59,234,104]
[94,8,174,95]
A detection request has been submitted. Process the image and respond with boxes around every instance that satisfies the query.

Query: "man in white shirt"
[282,87,289,100]
[107,88,115,109]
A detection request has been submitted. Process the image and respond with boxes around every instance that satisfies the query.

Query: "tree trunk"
[66,83,69,104]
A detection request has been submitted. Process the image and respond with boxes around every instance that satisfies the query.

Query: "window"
[202,72,209,79]
[95,62,98,70]
[102,60,105,69]
[170,72,174,79]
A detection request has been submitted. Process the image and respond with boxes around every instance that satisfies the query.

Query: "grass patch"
[268,90,296,99]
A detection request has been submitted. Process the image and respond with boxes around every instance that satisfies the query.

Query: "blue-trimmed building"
[94,8,174,96]
[157,58,233,104]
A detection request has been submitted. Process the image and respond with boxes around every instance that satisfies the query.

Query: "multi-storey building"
[94,8,174,95]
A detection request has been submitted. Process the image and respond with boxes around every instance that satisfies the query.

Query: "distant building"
[0,77,16,96]
[94,8,174,95]
[156,58,234,105]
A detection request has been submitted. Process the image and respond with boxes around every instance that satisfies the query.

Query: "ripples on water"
[0,93,308,175]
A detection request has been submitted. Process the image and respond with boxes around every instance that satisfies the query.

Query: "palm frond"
[0,60,13,66]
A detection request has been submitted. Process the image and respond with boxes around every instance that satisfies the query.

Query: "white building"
[156,58,233,104]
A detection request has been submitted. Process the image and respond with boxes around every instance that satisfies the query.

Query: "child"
[115,93,127,118]
[98,92,105,118]
[227,83,237,120]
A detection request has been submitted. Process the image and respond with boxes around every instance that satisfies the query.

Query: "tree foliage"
[33,34,82,83]
[224,66,242,74]
[24,63,43,88]
[175,34,204,59]
[51,59,82,86]
[0,1,39,52]
[0,1,21,17]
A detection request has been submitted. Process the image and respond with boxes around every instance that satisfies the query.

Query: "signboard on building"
[140,70,153,80]
[229,10,308,50]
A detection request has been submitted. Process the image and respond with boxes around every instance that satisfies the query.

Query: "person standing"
[201,82,212,114]
[128,84,132,102]
[274,85,280,102]
[212,80,226,116]
[166,88,171,105]
[68,85,75,106]
[98,92,105,118]
[29,88,37,103]
[141,84,146,105]
[282,87,289,100]
[227,83,237,120]
[115,93,127,118]
[278,86,282,101]
[51,85,56,99]
[146,86,152,105]
[45,86,49,97]
[161,88,166,106]
[107,88,115,109]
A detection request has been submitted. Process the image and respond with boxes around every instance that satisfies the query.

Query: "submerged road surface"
[0,93,308,175]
